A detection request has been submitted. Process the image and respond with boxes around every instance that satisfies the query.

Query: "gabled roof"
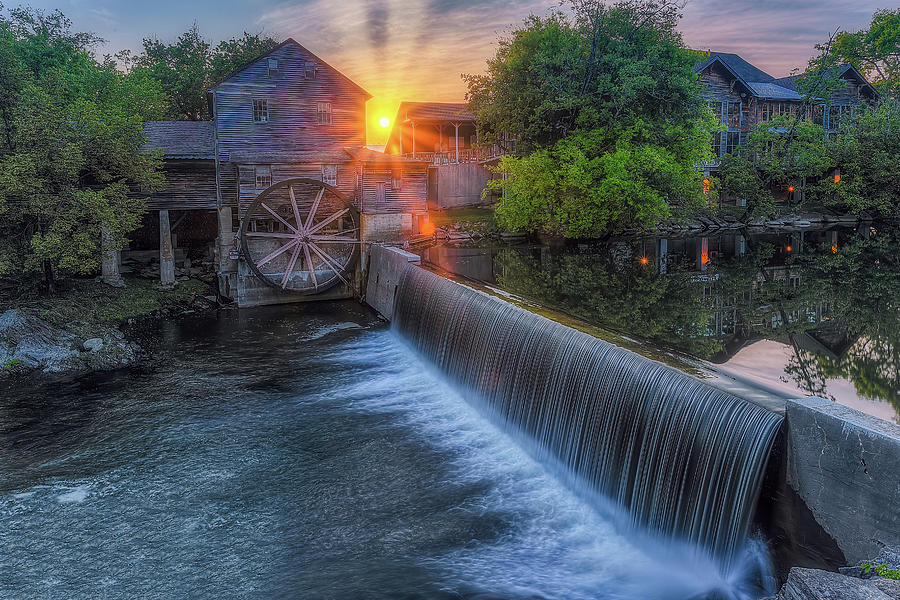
[207,38,371,99]
[398,102,474,122]
[695,52,775,84]
[142,121,215,159]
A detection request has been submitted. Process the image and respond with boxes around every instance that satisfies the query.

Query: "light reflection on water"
[0,303,770,599]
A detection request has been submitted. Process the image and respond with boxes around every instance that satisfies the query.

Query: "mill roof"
[398,102,474,122]
[695,52,775,83]
[142,121,215,159]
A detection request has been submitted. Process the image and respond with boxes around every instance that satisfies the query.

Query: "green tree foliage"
[465,0,716,237]
[0,7,164,289]
[824,99,900,217]
[827,9,900,98]
[137,25,278,121]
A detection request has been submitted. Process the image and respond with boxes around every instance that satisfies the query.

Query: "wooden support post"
[100,226,124,287]
[159,209,176,288]
[454,122,460,163]
[411,121,416,159]
[658,238,667,274]
[217,206,235,273]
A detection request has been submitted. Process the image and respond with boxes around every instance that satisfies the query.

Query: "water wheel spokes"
[240,178,360,295]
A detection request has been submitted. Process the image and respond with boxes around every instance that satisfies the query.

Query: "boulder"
[776,568,895,600]
[83,338,104,352]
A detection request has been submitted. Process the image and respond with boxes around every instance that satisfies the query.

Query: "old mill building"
[134,38,431,306]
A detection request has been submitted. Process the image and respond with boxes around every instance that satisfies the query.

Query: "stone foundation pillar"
[217,206,236,273]
[100,226,125,287]
[159,210,176,288]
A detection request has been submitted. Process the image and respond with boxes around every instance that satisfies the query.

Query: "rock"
[83,338,104,352]
[0,309,139,378]
[872,579,900,600]
[775,568,894,599]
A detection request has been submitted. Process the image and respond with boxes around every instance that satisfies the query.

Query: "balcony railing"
[401,148,506,165]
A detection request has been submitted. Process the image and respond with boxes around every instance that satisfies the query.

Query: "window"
[255,166,271,189]
[322,165,337,186]
[391,170,402,190]
[708,101,724,122]
[726,101,742,128]
[253,99,268,123]
[305,61,317,79]
[811,104,825,127]
[267,58,278,72]
[758,102,772,122]
[828,105,851,130]
[711,132,722,158]
[725,131,741,155]
[316,102,332,125]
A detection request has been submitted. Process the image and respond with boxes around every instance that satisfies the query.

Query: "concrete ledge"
[786,397,900,564]
[365,245,420,319]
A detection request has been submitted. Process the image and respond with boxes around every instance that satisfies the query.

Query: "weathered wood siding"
[214,43,368,209]
[146,160,217,210]
[234,161,361,219]
[360,166,427,214]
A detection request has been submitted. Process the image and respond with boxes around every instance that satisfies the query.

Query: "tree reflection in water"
[491,226,899,416]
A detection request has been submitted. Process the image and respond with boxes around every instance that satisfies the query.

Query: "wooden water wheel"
[240,178,360,295]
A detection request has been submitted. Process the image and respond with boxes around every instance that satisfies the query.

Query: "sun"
[379,116,390,128]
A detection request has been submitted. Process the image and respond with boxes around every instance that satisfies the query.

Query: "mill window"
[725,131,742,155]
[255,166,272,189]
[317,102,332,125]
[305,61,317,79]
[267,58,278,72]
[253,99,268,123]
[322,165,338,186]
[391,170,402,190]
[726,101,742,128]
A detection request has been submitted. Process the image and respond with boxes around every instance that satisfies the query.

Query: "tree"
[827,9,900,98]
[465,0,717,237]
[137,25,278,121]
[0,7,164,291]
[823,99,900,217]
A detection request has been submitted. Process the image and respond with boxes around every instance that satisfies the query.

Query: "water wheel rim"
[240,177,360,295]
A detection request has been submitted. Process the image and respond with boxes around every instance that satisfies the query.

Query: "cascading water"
[393,265,783,570]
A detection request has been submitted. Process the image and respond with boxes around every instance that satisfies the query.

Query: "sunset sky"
[33,0,883,144]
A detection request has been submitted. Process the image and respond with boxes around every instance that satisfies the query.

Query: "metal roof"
[745,82,802,100]
[695,52,775,83]
[142,121,215,159]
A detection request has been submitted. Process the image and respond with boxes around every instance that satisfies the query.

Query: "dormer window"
[253,99,268,123]
[305,61,317,79]
[316,102,332,125]
[267,58,278,73]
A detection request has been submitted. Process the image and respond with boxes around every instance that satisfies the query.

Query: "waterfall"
[392,265,782,567]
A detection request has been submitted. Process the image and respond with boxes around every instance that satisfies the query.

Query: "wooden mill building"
[695,51,878,204]
[138,38,430,306]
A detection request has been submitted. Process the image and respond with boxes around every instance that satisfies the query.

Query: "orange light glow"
[379,116,390,128]
[702,178,710,193]
[834,173,841,183]
[786,245,792,252]
[420,220,435,236]
[831,244,838,254]
[788,185,795,193]
[640,256,649,265]
[700,252,710,265]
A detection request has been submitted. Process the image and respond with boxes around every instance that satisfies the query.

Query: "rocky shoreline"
[765,549,900,600]
[0,309,141,379]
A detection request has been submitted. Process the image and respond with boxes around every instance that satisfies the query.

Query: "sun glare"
[379,117,390,128]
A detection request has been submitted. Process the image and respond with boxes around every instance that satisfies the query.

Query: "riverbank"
[0,277,215,379]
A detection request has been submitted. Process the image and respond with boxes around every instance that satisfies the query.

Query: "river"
[0,302,771,599]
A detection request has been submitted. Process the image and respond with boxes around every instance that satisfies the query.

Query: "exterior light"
[640,256,649,265]
[702,178,710,193]
[787,185,795,193]
[831,244,838,254]
[786,245,792,252]
[834,173,841,183]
